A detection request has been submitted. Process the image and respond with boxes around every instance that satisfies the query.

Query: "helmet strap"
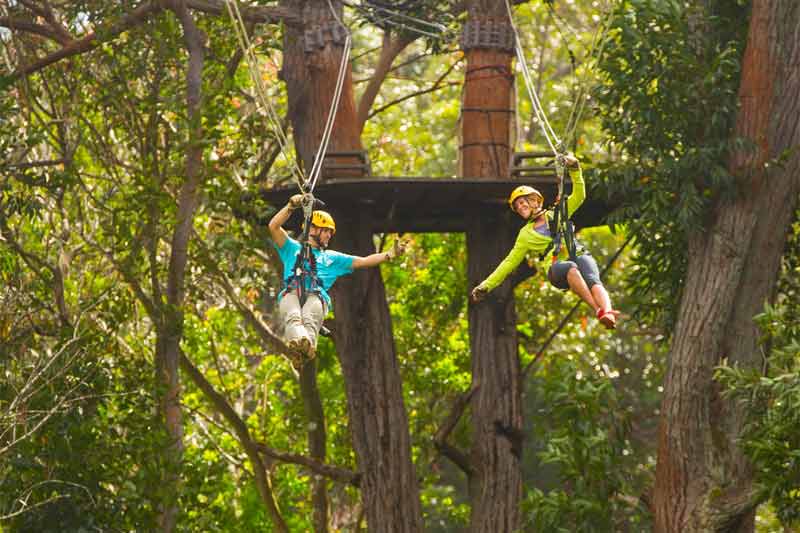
[309,232,329,250]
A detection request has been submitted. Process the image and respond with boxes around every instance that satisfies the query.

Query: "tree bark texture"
[653,2,800,531]
[154,4,206,531]
[330,218,423,532]
[466,219,523,533]
[299,362,330,533]
[280,0,362,174]
[459,48,515,179]
[462,4,524,529]
[281,2,423,531]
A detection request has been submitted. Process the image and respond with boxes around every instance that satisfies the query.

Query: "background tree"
[595,0,800,530]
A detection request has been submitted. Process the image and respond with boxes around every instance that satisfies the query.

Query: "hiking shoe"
[596,308,618,330]
[298,337,316,360]
[286,339,305,368]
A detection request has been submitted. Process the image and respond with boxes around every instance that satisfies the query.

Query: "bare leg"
[590,284,612,314]
[567,267,600,312]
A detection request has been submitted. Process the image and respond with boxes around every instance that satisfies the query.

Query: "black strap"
[286,206,322,306]
[285,243,324,306]
[538,193,579,262]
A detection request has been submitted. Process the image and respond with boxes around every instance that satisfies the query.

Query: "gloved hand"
[563,153,579,169]
[471,284,488,303]
[287,194,304,210]
[386,237,408,260]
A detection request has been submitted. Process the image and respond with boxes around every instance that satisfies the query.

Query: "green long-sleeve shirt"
[480,166,585,291]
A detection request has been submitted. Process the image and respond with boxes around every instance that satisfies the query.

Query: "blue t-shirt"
[273,236,357,307]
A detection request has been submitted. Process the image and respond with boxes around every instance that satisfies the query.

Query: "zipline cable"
[224,0,306,191]
[561,4,616,149]
[305,0,353,193]
[504,0,562,156]
[355,2,449,39]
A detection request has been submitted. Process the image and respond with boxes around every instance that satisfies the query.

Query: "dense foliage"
[2,0,797,531]
[594,0,749,328]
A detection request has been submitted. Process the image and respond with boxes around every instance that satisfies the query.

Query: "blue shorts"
[547,254,602,290]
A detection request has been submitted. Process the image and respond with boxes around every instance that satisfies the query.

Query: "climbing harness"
[283,196,325,307]
[546,173,580,263]
[502,0,608,263]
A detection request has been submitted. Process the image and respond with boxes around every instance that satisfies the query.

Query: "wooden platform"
[258,176,611,233]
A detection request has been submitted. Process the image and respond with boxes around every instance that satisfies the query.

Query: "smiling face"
[309,225,334,248]
[512,194,543,220]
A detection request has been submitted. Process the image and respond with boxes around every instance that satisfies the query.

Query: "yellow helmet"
[311,210,336,234]
[507,185,543,210]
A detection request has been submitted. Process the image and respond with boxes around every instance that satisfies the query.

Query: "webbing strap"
[287,242,323,306]
[539,187,579,263]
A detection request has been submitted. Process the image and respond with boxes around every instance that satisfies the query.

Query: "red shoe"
[596,308,618,330]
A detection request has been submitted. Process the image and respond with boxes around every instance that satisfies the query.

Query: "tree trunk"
[462,2,523,530]
[331,217,423,532]
[281,2,423,531]
[299,362,329,533]
[153,4,207,531]
[653,2,800,531]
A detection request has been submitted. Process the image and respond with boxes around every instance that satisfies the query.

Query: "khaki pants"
[278,292,327,348]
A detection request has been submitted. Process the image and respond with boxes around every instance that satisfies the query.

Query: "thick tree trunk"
[466,220,523,532]
[653,2,800,531]
[331,218,423,532]
[281,2,423,531]
[280,1,360,174]
[462,3,523,529]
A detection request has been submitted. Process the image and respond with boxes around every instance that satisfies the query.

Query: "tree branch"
[255,442,361,487]
[165,0,205,308]
[20,0,74,44]
[192,231,291,356]
[185,0,299,25]
[357,30,415,132]
[4,1,298,81]
[0,17,70,45]
[178,350,288,532]
[433,385,477,476]
[3,158,66,170]
[8,2,164,80]
[706,487,761,532]
[0,218,70,327]
[366,56,463,120]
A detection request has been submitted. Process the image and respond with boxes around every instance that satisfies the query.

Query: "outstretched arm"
[471,236,528,301]
[352,238,406,269]
[268,194,303,248]
[352,252,392,269]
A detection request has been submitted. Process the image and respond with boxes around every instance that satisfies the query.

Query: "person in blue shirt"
[269,194,405,366]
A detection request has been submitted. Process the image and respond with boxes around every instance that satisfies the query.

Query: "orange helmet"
[508,185,543,210]
[310,210,336,234]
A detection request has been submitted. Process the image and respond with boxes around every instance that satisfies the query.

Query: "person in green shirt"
[471,154,619,329]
